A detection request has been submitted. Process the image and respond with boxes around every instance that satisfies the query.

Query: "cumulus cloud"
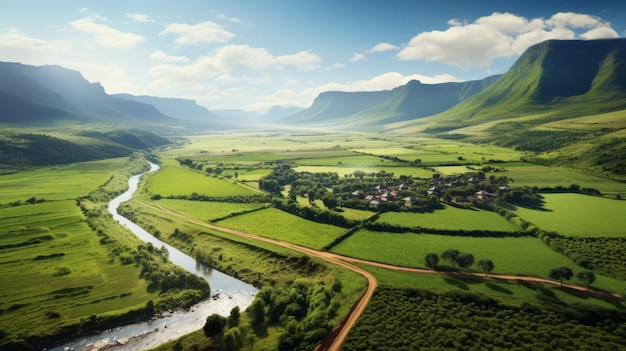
[0,28,71,64]
[274,50,322,71]
[69,16,145,49]
[218,14,242,24]
[160,21,235,45]
[350,53,366,62]
[398,11,620,68]
[370,42,399,52]
[149,45,322,92]
[149,50,190,63]
[127,13,155,23]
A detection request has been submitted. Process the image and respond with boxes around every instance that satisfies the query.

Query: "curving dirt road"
[137,200,622,350]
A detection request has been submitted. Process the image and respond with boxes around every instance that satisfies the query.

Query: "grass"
[214,208,348,250]
[0,157,127,204]
[377,204,519,232]
[331,229,625,293]
[0,200,157,342]
[363,265,622,309]
[150,198,267,222]
[146,166,258,197]
[293,165,435,178]
[512,193,626,237]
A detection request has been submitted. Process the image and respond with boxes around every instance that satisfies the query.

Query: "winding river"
[51,162,258,351]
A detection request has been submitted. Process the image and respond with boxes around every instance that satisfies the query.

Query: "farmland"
[4,130,626,351]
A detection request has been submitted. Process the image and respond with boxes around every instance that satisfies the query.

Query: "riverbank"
[74,290,254,351]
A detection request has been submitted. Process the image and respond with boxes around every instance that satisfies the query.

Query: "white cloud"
[0,28,71,64]
[65,61,140,94]
[333,62,346,68]
[160,21,234,46]
[69,16,145,49]
[350,53,366,62]
[149,45,321,92]
[218,14,242,24]
[370,42,399,53]
[149,50,190,63]
[398,11,620,68]
[214,73,252,84]
[127,13,155,23]
[274,50,322,71]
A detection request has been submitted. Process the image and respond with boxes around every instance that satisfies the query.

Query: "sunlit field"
[147,166,258,197]
[215,207,348,249]
[0,157,126,204]
[376,205,519,232]
[331,229,625,292]
[512,193,626,237]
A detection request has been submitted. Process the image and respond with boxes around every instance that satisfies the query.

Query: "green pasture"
[494,162,626,196]
[376,205,519,232]
[364,266,621,309]
[296,197,375,221]
[512,193,626,237]
[0,200,156,339]
[215,207,347,250]
[0,157,126,204]
[293,154,405,166]
[152,198,266,222]
[146,166,258,197]
[331,229,625,292]
[293,165,435,178]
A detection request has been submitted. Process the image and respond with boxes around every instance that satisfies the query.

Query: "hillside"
[389,38,626,178]
[285,76,500,128]
[0,62,174,125]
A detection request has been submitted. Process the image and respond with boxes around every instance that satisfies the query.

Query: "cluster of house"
[428,176,509,204]
[351,183,418,208]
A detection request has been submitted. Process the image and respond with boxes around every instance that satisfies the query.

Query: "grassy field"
[0,200,157,343]
[331,229,625,292]
[376,205,519,232]
[146,166,259,197]
[150,198,267,222]
[293,165,435,178]
[512,193,626,237]
[215,208,348,250]
[364,265,621,309]
[0,157,127,204]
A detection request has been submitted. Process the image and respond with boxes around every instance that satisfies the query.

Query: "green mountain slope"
[423,39,626,126]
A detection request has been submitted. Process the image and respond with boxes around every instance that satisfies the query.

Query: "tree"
[322,193,338,210]
[247,298,266,326]
[456,253,475,272]
[441,249,460,268]
[576,270,596,289]
[424,253,439,269]
[307,189,316,204]
[228,306,240,328]
[548,266,574,287]
[477,259,495,277]
[203,313,226,338]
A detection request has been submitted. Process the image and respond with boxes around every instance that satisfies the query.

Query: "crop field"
[512,193,626,237]
[0,200,155,340]
[376,205,519,232]
[151,198,267,222]
[331,229,625,292]
[215,207,348,250]
[492,162,626,196]
[296,197,375,221]
[0,157,126,204]
[147,166,258,197]
[293,165,435,178]
[363,266,619,309]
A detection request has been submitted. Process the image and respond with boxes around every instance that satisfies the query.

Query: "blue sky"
[1,1,624,113]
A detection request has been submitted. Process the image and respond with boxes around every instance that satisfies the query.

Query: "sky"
[1,1,624,113]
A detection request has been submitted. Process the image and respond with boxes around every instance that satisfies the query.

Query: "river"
[50,162,258,351]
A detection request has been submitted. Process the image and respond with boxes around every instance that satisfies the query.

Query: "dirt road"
[138,200,621,350]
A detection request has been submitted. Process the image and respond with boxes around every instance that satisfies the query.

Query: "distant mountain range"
[2,38,626,174]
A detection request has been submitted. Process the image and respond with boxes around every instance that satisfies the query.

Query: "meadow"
[148,198,267,222]
[376,204,519,232]
[331,229,625,292]
[512,193,626,237]
[214,207,348,250]
[146,166,258,197]
[0,157,127,204]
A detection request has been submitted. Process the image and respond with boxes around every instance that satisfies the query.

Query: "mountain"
[113,94,219,123]
[0,62,174,124]
[285,76,500,128]
[420,38,626,127]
